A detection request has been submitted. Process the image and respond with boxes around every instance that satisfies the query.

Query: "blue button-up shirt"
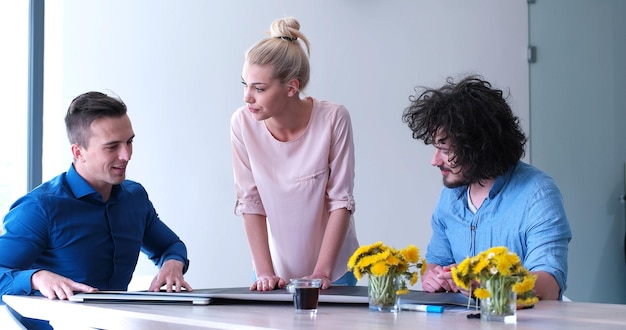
[426,161,572,293]
[0,164,189,296]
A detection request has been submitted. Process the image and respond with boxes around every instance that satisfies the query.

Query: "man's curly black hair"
[401,75,527,184]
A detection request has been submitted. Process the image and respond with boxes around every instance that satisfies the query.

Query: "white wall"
[42,0,529,290]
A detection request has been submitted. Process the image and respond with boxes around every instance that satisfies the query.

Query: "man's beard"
[441,166,467,188]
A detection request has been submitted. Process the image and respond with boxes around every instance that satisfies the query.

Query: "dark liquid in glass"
[294,287,319,310]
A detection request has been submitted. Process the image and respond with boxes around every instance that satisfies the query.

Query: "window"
[0,2,29,222]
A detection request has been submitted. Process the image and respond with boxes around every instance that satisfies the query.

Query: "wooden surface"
[3,294,626,329]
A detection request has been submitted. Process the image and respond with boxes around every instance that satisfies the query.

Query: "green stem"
[483,277,515,316]
[369,273,397,306]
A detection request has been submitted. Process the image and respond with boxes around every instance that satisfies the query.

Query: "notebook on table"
[69,286,473,306]
[68,290,213,305]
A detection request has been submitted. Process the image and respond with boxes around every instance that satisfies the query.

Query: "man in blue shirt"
[0,92,192,328]
[402,76,572,300]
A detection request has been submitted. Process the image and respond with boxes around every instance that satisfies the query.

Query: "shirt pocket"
[295,168,329,183]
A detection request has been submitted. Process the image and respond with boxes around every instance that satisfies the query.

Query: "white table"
[0,305,26,330]
[3,294,626,329]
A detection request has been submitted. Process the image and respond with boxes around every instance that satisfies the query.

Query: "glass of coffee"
[288,278,322,314]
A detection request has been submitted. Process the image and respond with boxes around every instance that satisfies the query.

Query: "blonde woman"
[231,17,359,291]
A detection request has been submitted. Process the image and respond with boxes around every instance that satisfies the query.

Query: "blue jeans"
[331,271,357,286]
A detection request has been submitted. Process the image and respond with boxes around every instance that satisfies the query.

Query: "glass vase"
[480,278,517,323]
[367,273,399,312]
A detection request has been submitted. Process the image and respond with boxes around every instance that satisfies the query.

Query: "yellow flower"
[347,241,426,296]
[456,258,470,273]
[347,245,370,268]
[487,246,508,256]
[496,258,512,276]
[451,267,470,290]
[517,296,539,307]
[352,267,363,281]
[387,255,401,266]
[474,288,491,299]
[473,257,489,275]
[505,252,521,266]
[371,261,390,276]
[512,274,536,294]
[451,246,539,310]
[402,245,419,263]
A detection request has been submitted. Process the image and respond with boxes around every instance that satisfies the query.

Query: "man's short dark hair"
[65,91,127,147]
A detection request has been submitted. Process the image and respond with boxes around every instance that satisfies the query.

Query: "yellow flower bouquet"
[347,241,426,311]
[451,246,539,320]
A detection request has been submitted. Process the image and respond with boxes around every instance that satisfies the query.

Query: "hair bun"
[269,17,300,40]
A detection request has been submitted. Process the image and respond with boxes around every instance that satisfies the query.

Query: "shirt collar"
[450,161,519,200]
[489,162,518,199]
[67,163,98,199]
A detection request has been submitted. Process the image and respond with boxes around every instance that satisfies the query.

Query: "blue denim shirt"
[425,161,572,294]
[0,164,189,296]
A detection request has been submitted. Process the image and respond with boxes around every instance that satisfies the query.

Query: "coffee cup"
[288,278,322,314]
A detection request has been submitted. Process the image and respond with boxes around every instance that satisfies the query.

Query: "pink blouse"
[230,98,359,282]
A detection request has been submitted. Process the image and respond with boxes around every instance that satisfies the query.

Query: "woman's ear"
[286,78,300,97]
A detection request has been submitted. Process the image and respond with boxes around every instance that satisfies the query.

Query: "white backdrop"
[41,0,529,290]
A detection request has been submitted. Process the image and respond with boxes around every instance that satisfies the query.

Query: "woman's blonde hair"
[246,17,311,91]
